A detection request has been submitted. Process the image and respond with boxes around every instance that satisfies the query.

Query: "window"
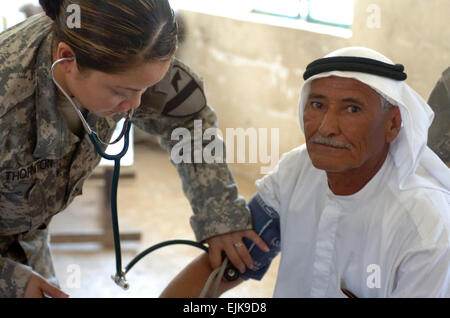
[170,0,354,37]
[252,0,354,28]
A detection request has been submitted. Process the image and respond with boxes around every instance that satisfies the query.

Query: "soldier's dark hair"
[39,0,178,73]
[39,0,62,20]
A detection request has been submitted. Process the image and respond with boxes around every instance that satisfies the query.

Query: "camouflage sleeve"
[132,104,251,242]
[427,67,450,164]
[0,256,33,297]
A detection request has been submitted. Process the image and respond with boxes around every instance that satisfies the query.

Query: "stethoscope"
[51,57,239,291]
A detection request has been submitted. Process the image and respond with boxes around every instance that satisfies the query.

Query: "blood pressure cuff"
[240,193,281,281]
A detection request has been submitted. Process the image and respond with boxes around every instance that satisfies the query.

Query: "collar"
[326,152,395,211]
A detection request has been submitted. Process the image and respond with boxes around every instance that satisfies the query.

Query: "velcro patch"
[162,65,207,117]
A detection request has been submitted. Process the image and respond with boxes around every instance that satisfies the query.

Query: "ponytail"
[39,0,63,21]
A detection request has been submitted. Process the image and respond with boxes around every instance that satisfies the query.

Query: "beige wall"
[176,0,450,180]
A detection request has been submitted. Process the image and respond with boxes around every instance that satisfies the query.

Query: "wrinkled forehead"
[300,73,398,110]
[307,76,382,100]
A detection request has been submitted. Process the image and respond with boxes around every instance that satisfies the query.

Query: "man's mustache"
[310,136,351,150]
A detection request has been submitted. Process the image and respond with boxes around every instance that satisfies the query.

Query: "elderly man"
[160,47,450,298]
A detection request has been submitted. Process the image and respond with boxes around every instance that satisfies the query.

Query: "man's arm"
[160,193,281,297]
[160,253,244,298]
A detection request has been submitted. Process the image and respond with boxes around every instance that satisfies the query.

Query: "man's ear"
[56,42,76,73]
[385,106,402,143]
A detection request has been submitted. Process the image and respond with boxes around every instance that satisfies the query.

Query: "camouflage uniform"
[428,67,450,165]
[0,14,250,297]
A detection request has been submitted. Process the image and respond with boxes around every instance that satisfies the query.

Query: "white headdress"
[298,47,450,196]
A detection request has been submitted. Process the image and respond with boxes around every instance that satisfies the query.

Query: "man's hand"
[205,230,270,274]
[24,273,69,298]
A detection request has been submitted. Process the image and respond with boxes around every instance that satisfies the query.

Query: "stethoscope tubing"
[51,57,214,289]
[51,57,134,146]
[125,239,208,274]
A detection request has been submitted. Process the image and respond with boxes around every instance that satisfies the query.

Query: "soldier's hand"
[24,273,69,298]
[205,229,270,274]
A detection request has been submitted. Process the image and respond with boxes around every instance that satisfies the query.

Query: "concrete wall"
[175,0,450,180]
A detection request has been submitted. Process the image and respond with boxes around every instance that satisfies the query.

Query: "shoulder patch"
[161,64,207,117]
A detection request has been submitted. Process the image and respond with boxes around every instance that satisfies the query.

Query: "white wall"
[0,0,41,32]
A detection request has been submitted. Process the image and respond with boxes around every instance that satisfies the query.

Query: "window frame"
[250,0,354,29]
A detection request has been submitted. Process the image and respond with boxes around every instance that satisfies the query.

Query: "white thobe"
[256,145,450,297]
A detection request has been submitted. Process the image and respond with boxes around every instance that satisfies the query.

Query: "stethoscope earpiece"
[57,56,75,63]
[50,57,133,145]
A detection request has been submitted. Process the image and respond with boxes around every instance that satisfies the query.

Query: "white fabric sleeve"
[255,162,283,213]
[391,245,450,297]
[255,146,305,213]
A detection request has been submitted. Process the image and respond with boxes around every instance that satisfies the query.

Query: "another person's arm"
[160,253,243,298]
[427,66,450,164]
[132,59,268,271]
[160,193,281,298]
[390,244,450,297]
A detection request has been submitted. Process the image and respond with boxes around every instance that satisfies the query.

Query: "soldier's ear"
[56,42,76,73]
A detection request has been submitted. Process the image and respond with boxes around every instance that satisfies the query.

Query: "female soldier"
[0,0,268,297]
